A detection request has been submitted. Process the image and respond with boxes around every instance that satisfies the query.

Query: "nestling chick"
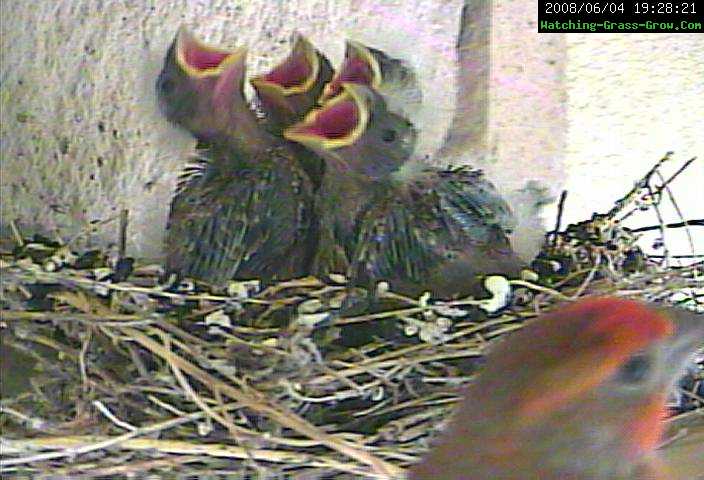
[156,28,316,285]
[286,83,521,298]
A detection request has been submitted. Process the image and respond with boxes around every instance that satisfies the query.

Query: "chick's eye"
[616,353,651,384]
[381,129,397,143]
[158,76,175,95]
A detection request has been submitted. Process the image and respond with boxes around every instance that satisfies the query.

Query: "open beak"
[284,82,369,150]
[251,34,333,131]
[251,33,323,96]
[320,40,381,103]
[174,26,247,79]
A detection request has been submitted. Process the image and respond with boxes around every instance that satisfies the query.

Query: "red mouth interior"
[182,43,231,71]
[296,100,358,139]
[326,58,374,99]
[264,51,311,88]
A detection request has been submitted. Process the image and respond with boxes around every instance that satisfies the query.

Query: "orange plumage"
[410,297,703,480]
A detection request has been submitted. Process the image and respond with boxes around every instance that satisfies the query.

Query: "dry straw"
[1,153,701,479]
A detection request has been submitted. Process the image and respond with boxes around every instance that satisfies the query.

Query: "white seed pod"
[404,323,420,337]
[433,304,468,318]
[297,298,324,314]
[52,246,77,266]
[520,269,539,282]
[479,275,512,314]
[328,273,347,284]
[43,260,57,272]
[93,284,110,297]
[177,279,195,292]
[227,279,261,299]
[209,360,238,377]
[24,242,52,252]
[419,324,449,344]
[376,281,390,296]
[197,420,213,436]
[204,309,231,328]
[436,317,452,331]
[93,267,113,281]
[296,312,331,327]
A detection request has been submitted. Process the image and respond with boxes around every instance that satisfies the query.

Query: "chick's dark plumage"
[351,167,521,298]
[157,28,315,285]
[166,140,313,284]
[286,83,521,298]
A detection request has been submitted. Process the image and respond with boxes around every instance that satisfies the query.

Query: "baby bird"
[156,28,316,285]
[286,83,520,298]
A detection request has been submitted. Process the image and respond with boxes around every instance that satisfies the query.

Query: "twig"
[118,209,129,259]
[79,327,93,393]
[118,327,404,478]
[653,156,698,196]
[628,219,704,233]
[0,436,385,478]
[646,182,670,267]
[552,190,568,245]
[9,220,24,247]
[92,401,137,432]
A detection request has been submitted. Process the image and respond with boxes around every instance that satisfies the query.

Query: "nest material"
[1,153,702,479]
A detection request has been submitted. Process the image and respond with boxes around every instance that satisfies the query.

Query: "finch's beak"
[660,308,704,378]
[156,27,249,138]
[284,82,369,150]
[207,48,248,110]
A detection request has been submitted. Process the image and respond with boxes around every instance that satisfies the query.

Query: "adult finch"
[410,297,704,479]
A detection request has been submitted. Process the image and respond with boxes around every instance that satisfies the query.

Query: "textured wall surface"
[562,33,703,258]
[2,0,702,261]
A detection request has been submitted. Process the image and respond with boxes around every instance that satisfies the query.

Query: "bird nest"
[1,153,702,479]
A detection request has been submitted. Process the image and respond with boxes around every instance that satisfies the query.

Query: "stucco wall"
[1,0,701,261]
[561,33,703,259]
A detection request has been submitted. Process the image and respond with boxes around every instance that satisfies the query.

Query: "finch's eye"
[616,353,651,384]
[381,129,397,143]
